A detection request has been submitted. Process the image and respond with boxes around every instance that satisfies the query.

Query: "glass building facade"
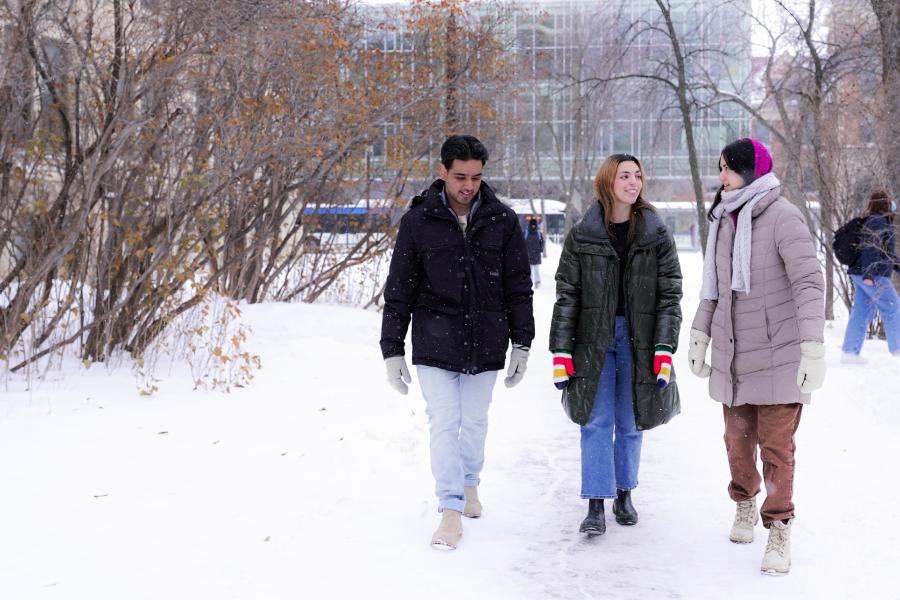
[364,0,753,201]
[503,0,751,187]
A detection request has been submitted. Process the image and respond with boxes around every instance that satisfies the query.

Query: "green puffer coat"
[549,202,683,429]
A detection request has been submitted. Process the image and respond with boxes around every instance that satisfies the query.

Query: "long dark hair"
[708,166,728,222]
[707,138,772,221]
[593,153,656,240]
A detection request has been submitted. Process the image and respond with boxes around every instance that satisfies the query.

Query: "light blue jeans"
[417,365,498,513]
[581,316,643,499]
[530,264,541,285]
[841,274,900,355]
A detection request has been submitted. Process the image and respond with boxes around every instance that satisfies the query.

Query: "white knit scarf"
[700,172,781,300]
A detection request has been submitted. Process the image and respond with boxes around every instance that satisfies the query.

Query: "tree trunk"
[655,0,709,254]
[871,0,900,198]
[445,10,459,133]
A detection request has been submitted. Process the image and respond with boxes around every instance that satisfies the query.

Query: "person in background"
[524,218,545,288]
[549,153,683,538]
[840,190,900,363]
[688,137,825,576]
[380,135,534,550]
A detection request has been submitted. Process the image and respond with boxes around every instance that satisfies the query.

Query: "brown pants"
[723,403,802,527]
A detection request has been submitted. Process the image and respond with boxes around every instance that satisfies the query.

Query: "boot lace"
[734,500,755,527]
[765,525,789,557]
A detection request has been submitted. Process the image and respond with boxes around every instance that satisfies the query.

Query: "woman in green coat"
[549,154,683,536]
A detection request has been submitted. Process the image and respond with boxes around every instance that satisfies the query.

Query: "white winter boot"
[463,486,482,518]
[729,498,759,543]
[761,518,792,575]
[840,352,868,364]
[431,509,463,550]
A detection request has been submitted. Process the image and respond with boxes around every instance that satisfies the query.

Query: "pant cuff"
[438,496,466,513]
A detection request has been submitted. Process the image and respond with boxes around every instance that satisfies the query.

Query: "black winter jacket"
[849,214,899,279]
[549,202,683,429]
[524,228,544,265]
[380,180,535,373]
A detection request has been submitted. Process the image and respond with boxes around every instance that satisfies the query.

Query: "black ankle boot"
[579,499,606,535]
[613,489,638,525]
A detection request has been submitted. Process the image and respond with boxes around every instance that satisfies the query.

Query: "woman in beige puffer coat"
[687,138,825,577]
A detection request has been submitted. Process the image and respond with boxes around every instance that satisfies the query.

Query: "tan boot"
[761,519,792,575]
[729,498,759,543]
[430,509,463,550]
[463,486,482,518]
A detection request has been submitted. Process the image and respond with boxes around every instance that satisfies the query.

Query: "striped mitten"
[552,351,575,389]
[654,344,674,389]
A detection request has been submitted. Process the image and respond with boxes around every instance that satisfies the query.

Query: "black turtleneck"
[609,221,630,316]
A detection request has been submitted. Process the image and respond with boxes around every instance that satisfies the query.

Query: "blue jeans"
[530,263,541,285]
[841,274,900,355]
[417,366,498,513]
[581,316,643,499]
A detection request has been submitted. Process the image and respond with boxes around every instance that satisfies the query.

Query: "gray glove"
[504,344,529,388]
[385,356,411,395]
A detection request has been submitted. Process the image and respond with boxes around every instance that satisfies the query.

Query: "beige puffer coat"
[691,189,825,406]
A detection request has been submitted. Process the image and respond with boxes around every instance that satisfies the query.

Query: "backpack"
[833,216,865,266]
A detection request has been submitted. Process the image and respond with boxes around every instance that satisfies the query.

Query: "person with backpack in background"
[688,138,825,576]
[839,190,900,363]
[524,218,545,288]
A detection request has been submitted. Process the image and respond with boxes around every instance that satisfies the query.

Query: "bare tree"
[564,0,749,253]
[510,3,626,229]
[701,0,881,318]
[0,0,518,374]
[870,0,900,199]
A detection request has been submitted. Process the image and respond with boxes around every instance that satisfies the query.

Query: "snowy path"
[1,249,898,599]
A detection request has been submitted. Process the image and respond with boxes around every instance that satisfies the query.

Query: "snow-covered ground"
[1,246,898,600]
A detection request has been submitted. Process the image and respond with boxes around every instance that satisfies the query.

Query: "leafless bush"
[0,0,518,386]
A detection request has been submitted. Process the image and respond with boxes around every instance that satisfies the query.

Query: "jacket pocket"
[474,310,509,365]
[422,243,464,304]
[734,302,770,345]
[561,377,591,425]
[574,307,602,345]
[571,342,593,378]
[473,241,503,275]
[634,380,680,431]
[632,311,656,351]
[412,305,463,362]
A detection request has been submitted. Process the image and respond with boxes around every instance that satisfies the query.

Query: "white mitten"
[688,329,712,378]
[797,341,826,393]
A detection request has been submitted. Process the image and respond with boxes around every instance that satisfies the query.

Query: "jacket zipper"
[463,207,504,373]
[624,244,638,411]
[728,217,737,407]
[463,213,475,373]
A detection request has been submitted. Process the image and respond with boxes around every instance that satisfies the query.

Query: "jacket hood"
[576,201,669,248]
[750,188,782,218]
[410,179,500,211]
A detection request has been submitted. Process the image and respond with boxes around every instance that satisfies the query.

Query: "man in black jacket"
[380,135,534,550]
